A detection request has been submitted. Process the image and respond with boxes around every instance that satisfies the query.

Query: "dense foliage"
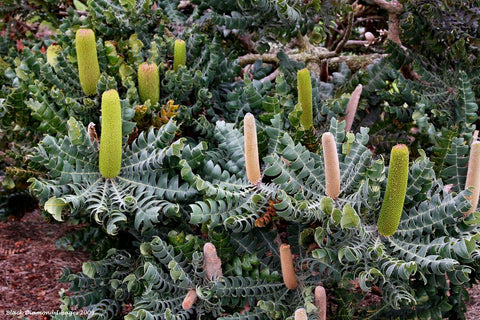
[2,0,480,319]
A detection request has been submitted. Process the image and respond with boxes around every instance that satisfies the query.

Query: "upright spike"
[75,28,100,96]
[280,244,297,290]
[203,242,223,280]
[465,141,480,216]
[182,289,198,310]
[314,285,327,320]
[344,84,363,132]
[297,68,313,130]
[137,62,160,106]
[377,144,409,236]
[244,113,261,185]
[322,132,340,199]
[173,39,186,72]
[99,89,122,179]
[294,308,308,320]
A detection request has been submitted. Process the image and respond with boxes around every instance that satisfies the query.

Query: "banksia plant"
[314,285,327,320]
[344,84,363,132]
[322,132,340,199]
[279,243,297,290]
[46,43,61,67]
[244,113,261,185]
[377,144,409,236]
[137,62,160,106]
[75,28,100,96]
[297,68,313,130]
[464,141,480,216]
[98,89,123,179]
[173,39,186,73]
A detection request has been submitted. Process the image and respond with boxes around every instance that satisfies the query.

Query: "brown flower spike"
[280,244,297,290]
[244,113,261,185]
[465,141,480,216]
[322,132,341,199]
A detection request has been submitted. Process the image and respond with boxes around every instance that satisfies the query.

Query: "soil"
[0,210,480,320]
[0,210,89,320]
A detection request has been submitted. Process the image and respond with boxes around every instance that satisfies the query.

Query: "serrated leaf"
[340,204,360,229]
[44,197,67,221]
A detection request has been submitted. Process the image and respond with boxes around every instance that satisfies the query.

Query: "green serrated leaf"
[340,204,360,229]
[67,117,83,145]
[44,197,67,221]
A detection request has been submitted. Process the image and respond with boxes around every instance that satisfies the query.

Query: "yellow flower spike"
[75,28,100,96]
[377,144,409,236]
[99,89,123,179]
[244,113,261,185]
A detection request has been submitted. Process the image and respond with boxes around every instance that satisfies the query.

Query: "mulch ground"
[1,210,480,319]
[0,210,89,320]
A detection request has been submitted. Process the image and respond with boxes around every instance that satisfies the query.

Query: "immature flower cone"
[138,62,160,106]
[294,308,307,320]
[322,132,340,199]
[76,28,100,96]
[244,113,261,185]
[314,285,327,320]
[203,242,223,280]
[465,141,480,216]
[344,84,363,132]
[173,39,186,72]
[99,89,123,179]
[297,68,313,130]
[377,144,409,236]
[182,289,198,310]
[280,244,297,290]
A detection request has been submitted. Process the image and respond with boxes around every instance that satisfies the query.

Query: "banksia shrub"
[75,28,100,96]
[137,62,160,106]
[244,113,261,185]
[279,243,297,290]
[98,89,122,179]
[173,39,186,73]
[465,140,480,216]
[297,68,313,130]
[377,144,409,236]
[322,132,340,199]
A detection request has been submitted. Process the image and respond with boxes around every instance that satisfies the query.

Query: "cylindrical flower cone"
[99,89,123,179]
[76,28,100,96]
